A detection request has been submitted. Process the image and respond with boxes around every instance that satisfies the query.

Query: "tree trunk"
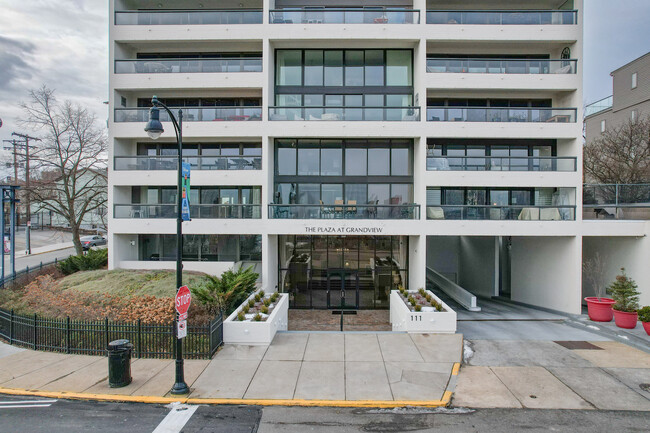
[71,225,84,256]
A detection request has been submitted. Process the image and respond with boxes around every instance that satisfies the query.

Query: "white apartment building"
[108,0,650,316]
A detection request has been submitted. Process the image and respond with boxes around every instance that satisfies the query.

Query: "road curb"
[0,370,459,408]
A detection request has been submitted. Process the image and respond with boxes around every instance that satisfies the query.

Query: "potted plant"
[608,268,640,329]
[637,306,650,336]
[583,253,616,321]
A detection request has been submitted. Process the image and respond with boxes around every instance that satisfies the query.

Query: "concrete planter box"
[390,290,457,334]
[223,292,289,345]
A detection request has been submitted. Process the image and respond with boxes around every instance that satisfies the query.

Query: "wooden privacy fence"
[0,308,223,359]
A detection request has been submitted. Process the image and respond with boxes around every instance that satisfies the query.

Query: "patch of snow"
[618,335,629,340]
[587,325,600,331]
[364,407,475,415]
[463,340,474,364]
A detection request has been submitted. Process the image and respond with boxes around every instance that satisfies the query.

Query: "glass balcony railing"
[426,10,577,25]
[114,204,262,219]
[426,58,577,74]
[269,8,419,24]
[269,106,420,121]
[114,107,262,122]
[426,205,575,221]
[114,10,263,25]
[426,107,576,123]
[269,204,420,220]
[426,156,577,172]
[114,58,262,74]
[583,184,650,220]
[114,155,261,171]
[584,96,613,117]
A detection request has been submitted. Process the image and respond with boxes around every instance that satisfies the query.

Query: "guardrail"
[0,308,222,359]
[269,106,420,121]
[426,267,480,312]
[426,9,577,25]
[115,58,263,74]
[114,155,261,171]
[426,107,576,123]
[426,156,577,172]
[270,8,419,24]
[115,9,263,25]
[114,204,262,219]
[269,203,420,219]
[426,205,576,221]
[426,58,577,74]
[115,107,262,122]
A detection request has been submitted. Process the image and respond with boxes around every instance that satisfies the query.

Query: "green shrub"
[248,299,256,308]
[608,268,640,313]
[237,312,246,321]
[253,313,262,321]
[261,305,269,314]
[270,292,279,302]
[190,266,259,315]
[263,298,271,307]
[57,249,108,275]
[414,304,422,312]
[259,290,265,297]
[254,293,261,302]
[637,306,650,322]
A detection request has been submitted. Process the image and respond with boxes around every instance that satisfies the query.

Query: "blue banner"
[181,162,191,221]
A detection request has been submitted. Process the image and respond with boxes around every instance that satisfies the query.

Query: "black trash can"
[107,339,133,388]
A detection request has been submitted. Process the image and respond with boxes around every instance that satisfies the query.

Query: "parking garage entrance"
[278,235,409,310]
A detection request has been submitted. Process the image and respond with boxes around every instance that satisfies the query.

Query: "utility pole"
[10,133,40,255]
[2,140,20,186]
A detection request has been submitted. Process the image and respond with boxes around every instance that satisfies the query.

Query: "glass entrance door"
[327,269,359,309]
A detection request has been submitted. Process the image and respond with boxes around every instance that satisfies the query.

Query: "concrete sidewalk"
[453,340,650,411]
[0,332,462,404]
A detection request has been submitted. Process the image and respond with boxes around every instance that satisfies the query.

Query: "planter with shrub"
[583,252,616,322]
[608,268,640,329]
[637,306,650,336]
[223,290,288,345]
[390,287,456,333]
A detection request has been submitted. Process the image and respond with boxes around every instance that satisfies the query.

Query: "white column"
[409,235,426,290]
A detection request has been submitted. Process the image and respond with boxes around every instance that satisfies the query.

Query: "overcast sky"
[0,0,649,148]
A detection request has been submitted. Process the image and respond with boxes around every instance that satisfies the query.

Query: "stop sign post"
[175,286,191,338]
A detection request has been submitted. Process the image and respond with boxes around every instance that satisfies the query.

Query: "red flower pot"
[584,297,616,322]
[613,309,638,329]
[642,322,650,336]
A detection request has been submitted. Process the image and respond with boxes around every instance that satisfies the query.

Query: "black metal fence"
[0,258,60,288]
[0,308,223,359]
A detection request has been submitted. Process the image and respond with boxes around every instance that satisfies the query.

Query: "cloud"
[0,35,36,92]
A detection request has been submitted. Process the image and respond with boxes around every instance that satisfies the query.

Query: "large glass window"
[304,50,324,86]
[345,148,367,175]
[368,147,390,175]
[298,146,320,175]
[277,146,296,175]
[139,234,261,262]
[386,50,412,86]
[276,50,302,85]
[321,146,342,175]
[345,51,364,86]
[391,144,411,176]
[324,51,343,86]
[365,50,384,86]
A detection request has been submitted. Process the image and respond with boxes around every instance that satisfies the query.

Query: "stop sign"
[175,286,191,315]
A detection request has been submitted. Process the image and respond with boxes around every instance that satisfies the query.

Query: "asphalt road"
[2,246,77,276]
[1,395,649,433]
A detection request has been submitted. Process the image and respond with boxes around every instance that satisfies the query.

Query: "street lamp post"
[144,95,189,395]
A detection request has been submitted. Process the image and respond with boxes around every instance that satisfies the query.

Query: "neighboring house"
[585,52,650,141]
[107,0,650,315]
[31,168,107,231]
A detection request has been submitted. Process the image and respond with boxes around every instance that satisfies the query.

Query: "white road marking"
[152,403,198,433]
[0,404,54,409]
[0,400,57,405]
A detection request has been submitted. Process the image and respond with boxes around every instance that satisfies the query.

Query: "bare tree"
[583,252,607,300]
[19,86,107,255]
[584,116,650,185]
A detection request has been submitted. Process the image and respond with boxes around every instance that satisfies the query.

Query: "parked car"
[80,235,107,250]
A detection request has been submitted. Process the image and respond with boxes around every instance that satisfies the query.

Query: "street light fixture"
[144,95,189,395]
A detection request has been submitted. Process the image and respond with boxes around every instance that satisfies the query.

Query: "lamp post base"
[170,381,190,395]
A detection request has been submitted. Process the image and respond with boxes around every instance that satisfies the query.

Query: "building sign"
[305,226,384,234]
[181,162,191,221]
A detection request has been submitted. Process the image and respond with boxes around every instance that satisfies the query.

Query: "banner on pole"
[181,162,191,221]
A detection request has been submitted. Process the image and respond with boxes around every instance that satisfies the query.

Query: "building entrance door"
[326,269,359,309]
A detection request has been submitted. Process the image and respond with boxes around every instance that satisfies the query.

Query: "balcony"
[269,8,419,24]
[584,96,613,117]
[269,204,420,219]
[583,184,650,220]
[114,58,262,74]
[426,107,576,123]
[114,204,261,219]
[426,205,575,221]
[426,58,577,74]
[114,155,261,171]
[426,10,577,25]
[269,107,420,121]
[114,10,263,25]
[426,156,576,172]
[114,107,262,123]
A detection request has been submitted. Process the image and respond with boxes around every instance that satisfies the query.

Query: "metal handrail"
[426,58,577,74]
[426,155,577,172]
[114,107,262,122]
[269,106,420,121]
[269,203,420,219]
[114,204,262,219]
[113,155,261,171]
[269,8,420,24]
[426,107,577,123]
[114,58,263,73]
[115,9,263,25]
[426,204,576,221]
[426,9,578,25]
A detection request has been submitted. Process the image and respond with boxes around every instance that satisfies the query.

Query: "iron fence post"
[137,319,142,358]
[9,309,14,345]
[66,317,71,354]
[33,314,37,350]
[105,317,109,351]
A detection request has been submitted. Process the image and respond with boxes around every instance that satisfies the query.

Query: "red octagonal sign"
[175,286,191,316]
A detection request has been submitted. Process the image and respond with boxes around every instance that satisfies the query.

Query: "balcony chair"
[345,200,357,217]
